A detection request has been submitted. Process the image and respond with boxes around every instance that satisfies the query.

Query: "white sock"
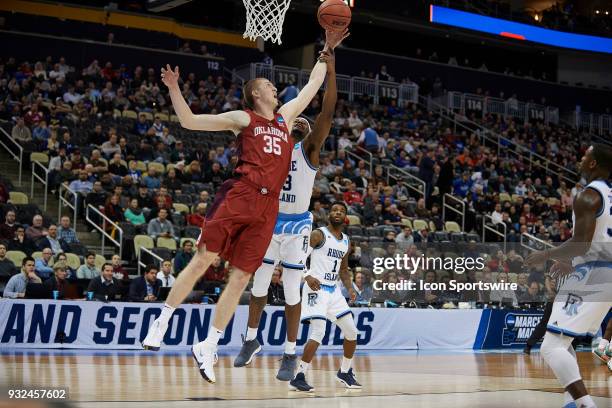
[246,327,258,341]
[563,391,573,405]
[158,303,175,325]
[204,326,223,346]
[297,360,310,374]
[598,338,609,351]
[284,341,296,355]
[575,395,596,408]
[340,356,352,373]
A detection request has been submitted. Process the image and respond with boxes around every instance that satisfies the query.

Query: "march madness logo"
[502,313,542,346]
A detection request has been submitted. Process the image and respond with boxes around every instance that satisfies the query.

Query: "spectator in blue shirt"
[3,256,40,298]
[134,114,149,135]
[342,271,373,303]
[453,173,472,198]
[143,167,161,190]
[35,248,54,279]
[279,82,299,104]
[69,170,94,194]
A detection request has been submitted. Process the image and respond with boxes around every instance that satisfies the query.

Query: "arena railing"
[0,125,23,186]
[237,63,419,105]
[137,246,164,275]
[85,204,123,260]
[520,232,554,252]
[58,183,78,230]
[421,95,579,186]
[482,214,507,252]
[344,148,372,177]
[442,193,466,232]
[569,110,612,140]
[30,161,49,210]
[386,165,426,202]
[446,91,560,125]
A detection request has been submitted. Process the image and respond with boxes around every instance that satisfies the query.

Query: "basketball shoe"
[276,353,298,381]
[336,368,362,389]
[592,345,610,363]
[142,319,167,351]
[192,341,218,383]
[289,372,314,392]
[233,338,262,367]
[608,357,612,372]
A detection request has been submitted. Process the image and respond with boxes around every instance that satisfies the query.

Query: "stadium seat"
[173,203,190,214]
[123,110,138,119]
[32,251,43,261]
[499,193,511,203]
[445,221,461,233]
[95,255,106,270]
[433,231,450,242]
[511,194,521,203]
[134,161,147,172]
[30,152,49,165]
[152,247,172,261]
[412,219,428,231]
[346,215,361,225]
[171,213,186,227]
[63,253,82,270]
[347,225,363,236]
[6,250,26,267]
[134,235,154,257]
[175,194,193,205]
[401,218,412,228]
[183,226,201,239]
[9,192,28,205]
[113,109,122,117]
[157,237,177,250]
[155,113,169,121]
[170,114,180,123]
[547,197,560,206]
[450,232,466,242]
[141,112,154,121]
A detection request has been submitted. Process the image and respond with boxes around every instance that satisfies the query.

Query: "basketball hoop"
[242,0,292,45]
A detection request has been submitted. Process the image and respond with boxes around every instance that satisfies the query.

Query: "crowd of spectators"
[0,53,596,308]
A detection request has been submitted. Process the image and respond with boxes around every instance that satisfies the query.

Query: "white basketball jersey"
[309,226,350,286]
[572,179,612,266]
[278,142,317,214]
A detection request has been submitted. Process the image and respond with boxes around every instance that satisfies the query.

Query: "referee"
[524,261,572,355]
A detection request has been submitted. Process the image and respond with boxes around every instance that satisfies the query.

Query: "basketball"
[317,0,352,32]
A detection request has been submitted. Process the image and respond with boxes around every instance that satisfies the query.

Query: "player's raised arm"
[161,65,249,134]
[525,188,601,266]
[278,28,348,125]
[302,48,337,166]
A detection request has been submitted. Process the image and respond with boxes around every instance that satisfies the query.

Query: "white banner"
[0,299,482,350]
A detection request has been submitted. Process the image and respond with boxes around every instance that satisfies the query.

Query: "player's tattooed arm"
[303,48,336,168]
[161,64,249,134]
[339,252,356,303]
[526,188,601,266]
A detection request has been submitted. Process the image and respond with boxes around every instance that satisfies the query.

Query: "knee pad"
[336,315,358,341]
[251,263,274,297]
[541,331,573,362]
[281,268,302,306]
[308,319,327,344]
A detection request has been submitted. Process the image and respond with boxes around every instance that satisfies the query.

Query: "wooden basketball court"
[1,349,610,407]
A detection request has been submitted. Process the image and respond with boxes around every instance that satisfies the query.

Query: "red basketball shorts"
[197,178,279,274]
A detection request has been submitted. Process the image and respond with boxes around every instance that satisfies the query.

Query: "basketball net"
[242,0,292,45]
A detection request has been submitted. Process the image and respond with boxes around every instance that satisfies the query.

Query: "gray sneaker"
[276,353,297,381]
[233,338,262,367]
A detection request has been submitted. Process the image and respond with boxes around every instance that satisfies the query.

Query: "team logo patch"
[308,293,318,307]
[277,116,285,123]
[563,293,583,316]
[294,143,300,150]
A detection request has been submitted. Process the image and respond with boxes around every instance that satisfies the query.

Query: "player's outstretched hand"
[161,64,180,89]
[324,28,350,50]
[305,275,321,291]
[317,49,335,68]
[524,250,548,267]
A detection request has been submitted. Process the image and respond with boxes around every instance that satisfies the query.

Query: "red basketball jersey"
[234,110,294,193]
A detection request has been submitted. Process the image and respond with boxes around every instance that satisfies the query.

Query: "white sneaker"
[142,319,168,351]
[192,341,218,383]
[608,358,612,372]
